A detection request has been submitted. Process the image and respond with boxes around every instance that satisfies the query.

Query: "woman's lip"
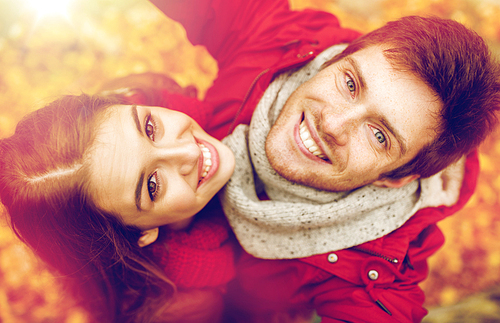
[197,146,204,181]
[195,138,219,188]
[294,114,330,164]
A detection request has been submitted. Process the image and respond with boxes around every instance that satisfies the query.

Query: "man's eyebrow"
[131,105,144,211]
[345,56,366,91]
[379,116,408,156]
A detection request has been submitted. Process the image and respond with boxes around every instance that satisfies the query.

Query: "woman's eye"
[372,128,386,144]
[145,115,155,141]
[346,75,356,93]
[148,171,158,201]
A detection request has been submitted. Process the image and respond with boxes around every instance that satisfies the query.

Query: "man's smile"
[294,114,331,163]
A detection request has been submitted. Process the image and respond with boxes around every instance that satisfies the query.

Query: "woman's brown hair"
[0,94,176,322]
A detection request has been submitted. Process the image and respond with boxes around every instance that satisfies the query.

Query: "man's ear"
[138,227,159,247]
[372,174,420,188]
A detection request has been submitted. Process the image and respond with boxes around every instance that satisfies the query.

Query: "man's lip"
[294,114,331,164]
[195,138,219,188]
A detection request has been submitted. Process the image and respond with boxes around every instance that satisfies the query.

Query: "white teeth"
[302,139,315,148]
[300,127,310,139]
[198,143,212,180]
[299,120,327,160]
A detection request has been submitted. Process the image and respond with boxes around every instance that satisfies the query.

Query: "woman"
[0,75,236,323]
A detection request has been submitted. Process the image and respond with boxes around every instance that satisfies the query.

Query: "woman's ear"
[372,174,420,188]
[138,227,159,247]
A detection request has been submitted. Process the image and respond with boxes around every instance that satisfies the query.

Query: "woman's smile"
[196,138,219,187]
[87,104,235,231]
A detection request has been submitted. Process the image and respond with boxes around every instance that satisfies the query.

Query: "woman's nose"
[171,112,194,141]
[320,107,357,146]
[155,141,200,176]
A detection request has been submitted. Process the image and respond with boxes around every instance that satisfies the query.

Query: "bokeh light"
[21,0,74,19]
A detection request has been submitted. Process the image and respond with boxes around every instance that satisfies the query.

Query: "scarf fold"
[220,45,464,259]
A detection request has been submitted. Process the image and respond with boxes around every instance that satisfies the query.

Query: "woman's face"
[87,105,235,230]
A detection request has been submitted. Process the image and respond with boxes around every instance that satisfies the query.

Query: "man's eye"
[148,171,158,201]
[346,75,356,93]
[145,115,155,141]
[373,128,386,144]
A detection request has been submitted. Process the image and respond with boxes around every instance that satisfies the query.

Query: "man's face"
[265,45,441,191]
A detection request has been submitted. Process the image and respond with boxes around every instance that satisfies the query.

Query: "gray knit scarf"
[220,45,464,259]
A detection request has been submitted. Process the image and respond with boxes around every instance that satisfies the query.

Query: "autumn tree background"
[1,0,500,322]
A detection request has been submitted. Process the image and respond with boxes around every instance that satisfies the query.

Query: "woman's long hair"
[0,94,175,322]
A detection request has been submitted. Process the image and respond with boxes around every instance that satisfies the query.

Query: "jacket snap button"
[368,270,379,280]
[327,253,338,263]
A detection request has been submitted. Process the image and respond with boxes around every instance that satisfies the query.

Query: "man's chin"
[266,156,369,193]
[265,125,361,192]
[266,160,332,191]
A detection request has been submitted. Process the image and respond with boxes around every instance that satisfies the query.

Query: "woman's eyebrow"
[135,172,144,211]
[131,105,144,211]
[131,105,141,134]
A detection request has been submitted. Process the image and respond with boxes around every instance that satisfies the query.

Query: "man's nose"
[320,107,358,146]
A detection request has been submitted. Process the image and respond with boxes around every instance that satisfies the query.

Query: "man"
[149,0,500,321]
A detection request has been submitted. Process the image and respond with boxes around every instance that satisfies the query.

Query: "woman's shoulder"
[148,198,238,288]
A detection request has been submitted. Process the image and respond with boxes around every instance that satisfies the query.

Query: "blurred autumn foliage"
[0,0,499,322]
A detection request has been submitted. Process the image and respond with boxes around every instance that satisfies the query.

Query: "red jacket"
[149,0,479,321]
[148,199,236,289]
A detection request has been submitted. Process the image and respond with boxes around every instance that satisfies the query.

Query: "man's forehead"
[344,48,409,155]
[349,46,440,155]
